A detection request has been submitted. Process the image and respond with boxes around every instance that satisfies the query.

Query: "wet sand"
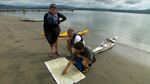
[0,15,150,84]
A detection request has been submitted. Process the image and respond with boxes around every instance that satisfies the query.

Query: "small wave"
[117,42,150,53]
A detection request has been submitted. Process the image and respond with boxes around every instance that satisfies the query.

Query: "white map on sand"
[45,57,86,84]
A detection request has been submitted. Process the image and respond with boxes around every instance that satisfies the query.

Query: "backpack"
[71,33,84,46]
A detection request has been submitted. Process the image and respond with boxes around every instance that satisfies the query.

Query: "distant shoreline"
[74,8,150,14]
[1,8,150,15]
[0,8,74,12]
[1,4,150,14]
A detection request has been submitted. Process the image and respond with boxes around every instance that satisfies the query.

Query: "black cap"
[50,4,57,8]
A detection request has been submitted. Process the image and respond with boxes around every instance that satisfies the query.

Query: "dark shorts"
[74,56,95,72]
[74,57,84,72]
[45,28,60,44]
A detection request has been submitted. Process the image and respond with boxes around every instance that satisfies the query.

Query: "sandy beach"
[0,15,150,84]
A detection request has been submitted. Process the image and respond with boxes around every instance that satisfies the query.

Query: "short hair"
[49,4,57,8]
[67,28,74,33]
[74,41,85,50]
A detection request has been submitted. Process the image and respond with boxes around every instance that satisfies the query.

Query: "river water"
[1,10,150,52]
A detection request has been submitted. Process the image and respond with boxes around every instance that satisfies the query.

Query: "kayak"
[93,35,118,54]
[59,29,88,38]
[41,29,89,38]
[20,18,43,22]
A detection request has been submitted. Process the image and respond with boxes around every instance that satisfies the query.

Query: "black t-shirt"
[70,47,95,63]
[79,47,95,62]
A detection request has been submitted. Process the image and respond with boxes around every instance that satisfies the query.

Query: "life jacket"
[47,12,59,25]
[70,33,84,46]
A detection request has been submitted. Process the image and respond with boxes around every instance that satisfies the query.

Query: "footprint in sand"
[14,40,21,43]
[14,40,24,43]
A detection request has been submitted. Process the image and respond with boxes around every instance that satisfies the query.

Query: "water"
[1,10,150,52]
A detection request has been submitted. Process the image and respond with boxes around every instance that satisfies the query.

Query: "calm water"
[1,10,150,52]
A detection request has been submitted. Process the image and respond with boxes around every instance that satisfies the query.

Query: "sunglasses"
[50,4,57,8]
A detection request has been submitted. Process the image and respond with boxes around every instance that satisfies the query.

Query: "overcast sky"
[0,0,150,9]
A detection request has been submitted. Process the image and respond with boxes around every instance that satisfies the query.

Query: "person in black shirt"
[43,4,66,56]
[62,41,96,75]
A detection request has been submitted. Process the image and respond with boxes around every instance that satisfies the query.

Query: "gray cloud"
[125,0,141,4]
[94,0,116,3]
[0,0,50,3]
[0,0,150,9]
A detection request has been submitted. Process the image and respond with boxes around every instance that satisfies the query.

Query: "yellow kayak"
[41,29,89,38]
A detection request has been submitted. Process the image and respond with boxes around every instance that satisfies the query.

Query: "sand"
[0,15,150,84]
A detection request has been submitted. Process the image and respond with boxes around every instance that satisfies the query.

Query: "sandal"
[48,53,55,57]
[54,51,61,56]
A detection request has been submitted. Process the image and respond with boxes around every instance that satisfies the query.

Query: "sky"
[0,0,150,10]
